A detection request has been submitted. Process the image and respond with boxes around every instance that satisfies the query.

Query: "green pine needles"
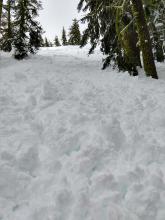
[68,19,81,45]
[78,0,164,79]
[13,0,43,59]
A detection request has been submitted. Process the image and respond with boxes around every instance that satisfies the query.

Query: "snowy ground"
[1,46,165,220]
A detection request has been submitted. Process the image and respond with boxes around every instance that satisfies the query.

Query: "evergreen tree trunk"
[14,0,28,59]
[7,0,12,38]
[131,0,158,79]
[116,8,141,75]
[0,0,3,31]
[5,0,12,51]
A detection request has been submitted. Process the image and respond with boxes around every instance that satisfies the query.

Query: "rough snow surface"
[1,46,165,220]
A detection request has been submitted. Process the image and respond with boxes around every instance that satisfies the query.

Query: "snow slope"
[1,46,165,220]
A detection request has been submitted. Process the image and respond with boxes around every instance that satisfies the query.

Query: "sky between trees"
[39,0,83,40]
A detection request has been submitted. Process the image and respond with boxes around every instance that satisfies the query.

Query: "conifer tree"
[131,0,158,79]
[1,0,14,52]
[78,0,141,75]
[78,0,159,79]
[145,0,165,62]
[13,0,43,59]
[44,37,49,47]
[61,27,67,46]
[13,0,28,59]
[54,36,61,46]
[68,18,81,45]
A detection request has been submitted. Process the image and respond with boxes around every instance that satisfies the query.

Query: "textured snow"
[0,46,165,220]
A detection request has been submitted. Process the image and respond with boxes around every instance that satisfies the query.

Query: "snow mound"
[0,46,165,220]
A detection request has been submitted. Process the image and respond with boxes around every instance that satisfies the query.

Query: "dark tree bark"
[0,0,3,31]
[131,0,158,79]
[3,0,13,52]
[7,0,12,37]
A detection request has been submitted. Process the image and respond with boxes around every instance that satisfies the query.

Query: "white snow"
[0,46,165,220]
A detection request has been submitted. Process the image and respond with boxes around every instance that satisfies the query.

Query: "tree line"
[0,0,165,79]
[0,0,82,59]
[43,19,82,47]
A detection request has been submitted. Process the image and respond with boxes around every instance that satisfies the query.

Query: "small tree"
[54,35,61,46]
[61,27,67,46]
[68,19,81,45]
[44,37,49,47]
